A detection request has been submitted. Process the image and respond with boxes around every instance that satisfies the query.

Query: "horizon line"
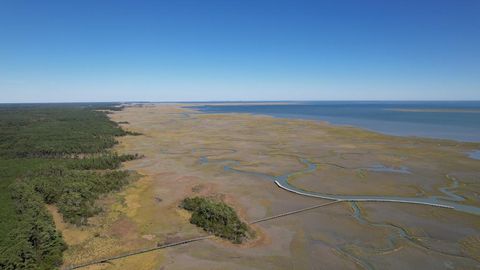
[1,99,480,105]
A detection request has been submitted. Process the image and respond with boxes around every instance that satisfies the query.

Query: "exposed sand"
[59,104,480,269]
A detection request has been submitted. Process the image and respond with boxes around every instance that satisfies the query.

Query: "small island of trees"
[180,196,254,244]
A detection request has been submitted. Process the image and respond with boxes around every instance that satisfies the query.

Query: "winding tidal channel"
[194,148,480,267]
[197,151,480,216]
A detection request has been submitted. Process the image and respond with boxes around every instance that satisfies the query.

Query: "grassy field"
[0,103,139,270]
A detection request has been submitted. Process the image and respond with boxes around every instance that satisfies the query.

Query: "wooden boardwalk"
[274,180,456,209]
[63,200,344,270]
[62,235,214,270]
[64,177,464,270]
[250,200,343,224]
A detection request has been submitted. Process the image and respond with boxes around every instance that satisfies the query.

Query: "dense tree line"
[30,167,132,225]
[180,197,253,244]
[1,181,67,270]
[66,153,142,170]
[0,106,128,158]
[0,103,141,269]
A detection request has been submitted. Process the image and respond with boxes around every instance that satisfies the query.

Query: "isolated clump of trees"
[0,104,142,270]
[180,197,253,244]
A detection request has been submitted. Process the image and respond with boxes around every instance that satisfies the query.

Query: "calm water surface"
[469,150,480,160]
[191,101,480,142]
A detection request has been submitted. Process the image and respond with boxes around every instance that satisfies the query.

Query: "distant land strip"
[386,108,480,113]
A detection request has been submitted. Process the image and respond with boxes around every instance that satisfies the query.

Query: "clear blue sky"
[1,0,479,102]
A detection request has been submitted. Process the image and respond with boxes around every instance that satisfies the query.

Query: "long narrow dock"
[63,235,214,270]
[250,200,343,224]
[63,200,343,270]
[274,180,455,209]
